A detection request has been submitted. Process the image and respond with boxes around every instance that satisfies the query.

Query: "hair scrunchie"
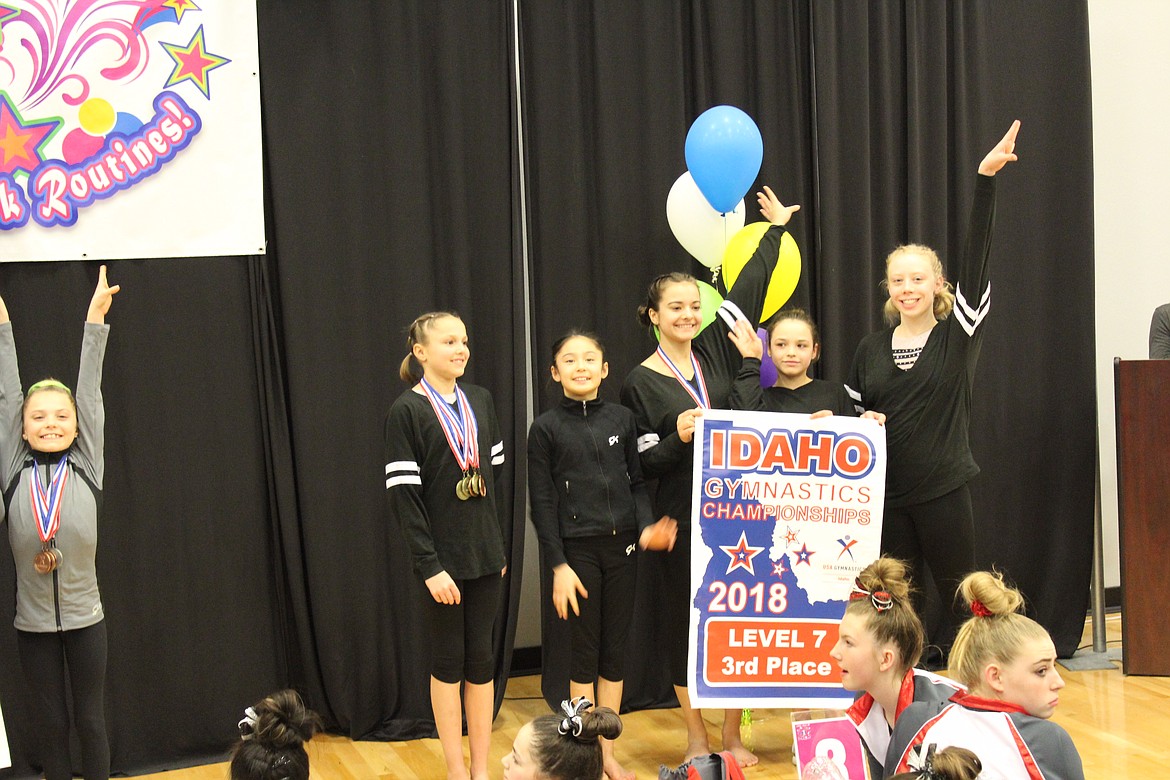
[237,706,259,740]
[850,578,894,613]
[970,599,993,618]
[557,696,593,738]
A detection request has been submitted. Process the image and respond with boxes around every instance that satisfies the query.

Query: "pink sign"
[791,714,870,780]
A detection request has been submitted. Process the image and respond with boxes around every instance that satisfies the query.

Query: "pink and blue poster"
[688,409,886,708]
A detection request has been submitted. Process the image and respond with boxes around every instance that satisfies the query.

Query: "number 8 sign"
[791,713,871,779]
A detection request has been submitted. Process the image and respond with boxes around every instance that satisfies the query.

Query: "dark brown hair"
[636,272,699,332]
[529,706,623,780]
[230,689,322,780]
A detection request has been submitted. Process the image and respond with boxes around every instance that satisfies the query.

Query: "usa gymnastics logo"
[0,1,229,229]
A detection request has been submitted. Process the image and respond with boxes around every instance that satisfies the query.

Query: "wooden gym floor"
[139,613,1162,778]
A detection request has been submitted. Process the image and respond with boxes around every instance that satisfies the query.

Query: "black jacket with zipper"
[527,395,655,568]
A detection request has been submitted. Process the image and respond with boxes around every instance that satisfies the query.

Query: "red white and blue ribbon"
[29,455,70,545]
[656,345,710,409]
[418,378,480,471]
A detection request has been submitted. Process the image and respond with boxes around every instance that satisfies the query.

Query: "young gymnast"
[231,689,322,780]
[728,308,884,423]
[527,330,676,780]
[886,571,1085,779]
[384,312,508,780]
[846,121,1021,661]
[620,184,799,765]
[501,697,623,780]
[830,557,961,778]
[1,266,119,780]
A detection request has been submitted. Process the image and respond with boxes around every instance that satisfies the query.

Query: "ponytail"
[399,311,460,384]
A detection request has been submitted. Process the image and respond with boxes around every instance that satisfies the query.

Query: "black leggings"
[422,573,502,684]
[881,484,976,653]
[17,621,109,780]
[563,531,638,684]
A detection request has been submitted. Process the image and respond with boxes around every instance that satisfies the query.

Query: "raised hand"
[978,120,1021,176]
[87,265,121,324]
[757,185,801,226]
[728,319,764,359]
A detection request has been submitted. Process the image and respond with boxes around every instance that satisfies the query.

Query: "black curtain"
[0,1,1094,776]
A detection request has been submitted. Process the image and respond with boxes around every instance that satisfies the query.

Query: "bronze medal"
[475,472,486,498]
[34,546,61,575]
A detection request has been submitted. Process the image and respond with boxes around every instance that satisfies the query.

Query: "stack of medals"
[419,378,484,501]
[30,454,70,574]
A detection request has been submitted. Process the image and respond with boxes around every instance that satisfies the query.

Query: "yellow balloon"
[720,223,801,321]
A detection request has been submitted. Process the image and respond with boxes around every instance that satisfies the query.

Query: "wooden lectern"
[1115,358,1170,675]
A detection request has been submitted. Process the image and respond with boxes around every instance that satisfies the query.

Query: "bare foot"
[724,738,759,768]
[684,737,711,763]
[604,755,636,780]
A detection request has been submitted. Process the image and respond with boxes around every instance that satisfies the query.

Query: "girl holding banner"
[846,121,1021,663]
[886,571,1084,779]
[620,184,799,767]
[728,307,884,424]
[385,312,508,780]
[1,266,119,780]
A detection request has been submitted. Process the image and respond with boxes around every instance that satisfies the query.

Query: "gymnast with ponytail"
[231,689,322,780]
[501,697,623,780]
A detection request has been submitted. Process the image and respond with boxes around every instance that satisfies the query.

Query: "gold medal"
[34,546,61,575]
[456,475,470,501]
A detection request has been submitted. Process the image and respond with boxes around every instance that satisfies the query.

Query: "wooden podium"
[1115,358,1170,675]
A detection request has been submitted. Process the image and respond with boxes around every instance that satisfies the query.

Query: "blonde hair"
[398,311,461,383]
[844,557,924,671]
[881,244,955,325]
[889,745,982,780]
[949,571,1050,689]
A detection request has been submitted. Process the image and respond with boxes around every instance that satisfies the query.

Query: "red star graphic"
[783,525,800,546]
[0,94,59,176]
[161,25,230,99]
[771,560,786,577]
[720,531,765,577]
[794,543,815,566]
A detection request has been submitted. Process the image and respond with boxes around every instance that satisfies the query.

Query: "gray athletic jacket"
[1,321,107,633]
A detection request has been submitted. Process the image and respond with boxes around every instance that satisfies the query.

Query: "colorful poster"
[688,409,886,708]
[0,1,263,261]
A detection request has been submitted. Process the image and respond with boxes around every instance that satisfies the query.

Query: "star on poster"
[720,531,764,576]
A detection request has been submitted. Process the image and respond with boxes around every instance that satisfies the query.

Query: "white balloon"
[666,171,746,268]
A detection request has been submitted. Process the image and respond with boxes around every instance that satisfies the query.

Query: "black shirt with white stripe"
[620,224,786,527]
[847,174,997,508]
[385,383,507,580]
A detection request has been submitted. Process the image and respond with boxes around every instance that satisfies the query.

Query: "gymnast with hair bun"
[886,571,1085,779]
[501,697,623,780]
[231,689,322,780]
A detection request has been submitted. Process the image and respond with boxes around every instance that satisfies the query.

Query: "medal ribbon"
[29,454,70,545]
[655,346,710,409]
[419,378,480,471]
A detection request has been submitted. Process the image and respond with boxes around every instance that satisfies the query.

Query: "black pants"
[881,484,976,655]
[422,573,502,684]
[563,531,638,684]
[17,621,109,780]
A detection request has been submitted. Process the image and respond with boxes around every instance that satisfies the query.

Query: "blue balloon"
[684,106,763,214]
